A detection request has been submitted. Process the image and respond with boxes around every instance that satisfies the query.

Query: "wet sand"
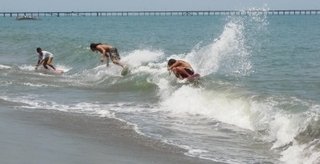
[0,106,218,164]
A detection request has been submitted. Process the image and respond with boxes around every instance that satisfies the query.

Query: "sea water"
[1,13,320,164]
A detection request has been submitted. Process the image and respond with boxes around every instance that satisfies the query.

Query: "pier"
[1,10,320,17]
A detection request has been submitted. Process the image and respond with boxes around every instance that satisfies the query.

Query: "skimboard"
[187,73,200,82]
[51,69,64,75]
[36,67,64,75]
[121,66,130,76]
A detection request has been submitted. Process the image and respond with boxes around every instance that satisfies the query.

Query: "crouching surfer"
[90,43,129,76]
[167,58,198,80]
[90,43,126,68]
[35,47,56,70]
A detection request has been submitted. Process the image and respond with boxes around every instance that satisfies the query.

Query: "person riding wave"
[35,47,56,70]
[167,58,195,79]
[90,43,125,69]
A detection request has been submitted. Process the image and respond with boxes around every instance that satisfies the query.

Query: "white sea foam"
[0,95,115,118]
[281,140,320,164]
[122,49,164,68]
[56,64,72,73]
[269,114,303,148]
[158,85,253,130]
[77,64,121,83]
[158,84,314,150]
[22,83,53,88]
[185,19,252,77]
[76,48,167,85]
[18,64,36,71]
[19,64,72,74]
[0,64,11,69]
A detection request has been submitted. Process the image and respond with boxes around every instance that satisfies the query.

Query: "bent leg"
[111,59,125,68]
[171,67,188,79]
[42,57,56,70]
[175,67,193,79]
[47,57,56,70]
[42,58,49,69]
[48,64,56,70]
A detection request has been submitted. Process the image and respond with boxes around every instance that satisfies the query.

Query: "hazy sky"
[1,0,320,12]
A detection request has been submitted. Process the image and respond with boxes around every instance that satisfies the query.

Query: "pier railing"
[1,10,320,17]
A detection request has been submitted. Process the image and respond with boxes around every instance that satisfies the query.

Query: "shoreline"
[0,106,218,164]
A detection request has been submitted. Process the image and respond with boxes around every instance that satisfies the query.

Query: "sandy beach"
[0,106,217,164]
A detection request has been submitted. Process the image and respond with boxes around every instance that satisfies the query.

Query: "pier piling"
[2,10,320,18]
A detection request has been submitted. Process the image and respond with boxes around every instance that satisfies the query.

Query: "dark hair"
[90,43,102,51]
[168,59,176,66]
[36,47,42,53]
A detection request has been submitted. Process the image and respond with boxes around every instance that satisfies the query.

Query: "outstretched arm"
[35,59,44,70]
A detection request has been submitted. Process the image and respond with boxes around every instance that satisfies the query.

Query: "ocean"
[1,13,320,164]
